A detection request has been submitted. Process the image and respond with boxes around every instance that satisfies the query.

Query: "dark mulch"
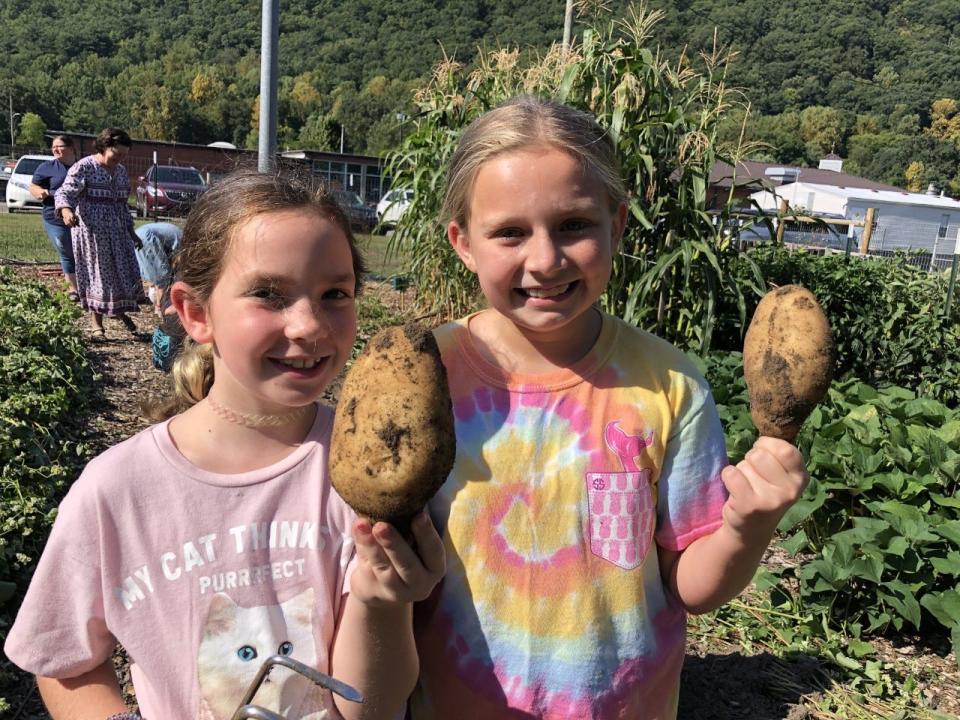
[4,265,958,720]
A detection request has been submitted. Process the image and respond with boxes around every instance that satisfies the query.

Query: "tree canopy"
[1,0,957,191]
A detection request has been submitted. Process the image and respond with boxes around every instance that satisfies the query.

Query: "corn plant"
[384,3,763,351]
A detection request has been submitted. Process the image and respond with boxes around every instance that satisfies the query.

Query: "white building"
[750,181,960,259]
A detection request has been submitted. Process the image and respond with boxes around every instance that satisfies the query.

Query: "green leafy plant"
[0,270,93,600]
[702,350,960,662]
[717,244,960,407]
[0,269,95,710]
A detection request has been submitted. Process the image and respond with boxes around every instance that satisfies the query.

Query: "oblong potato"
[329,323,455,526]
[743,284,835,441]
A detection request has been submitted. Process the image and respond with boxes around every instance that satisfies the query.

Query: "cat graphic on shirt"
[197,588,331,719]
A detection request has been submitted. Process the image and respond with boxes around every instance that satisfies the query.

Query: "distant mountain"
[2,0,957,189]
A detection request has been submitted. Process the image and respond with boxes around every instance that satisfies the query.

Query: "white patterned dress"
[55,155,141,315]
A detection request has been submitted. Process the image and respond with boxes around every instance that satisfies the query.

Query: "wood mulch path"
[4,265,958,720]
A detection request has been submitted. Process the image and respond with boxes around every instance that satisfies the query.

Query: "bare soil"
[4,266,958,720]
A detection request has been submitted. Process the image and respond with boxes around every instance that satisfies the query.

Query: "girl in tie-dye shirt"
[410,96,810,720]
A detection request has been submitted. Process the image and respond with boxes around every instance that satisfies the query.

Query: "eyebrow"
[243,272,356,286]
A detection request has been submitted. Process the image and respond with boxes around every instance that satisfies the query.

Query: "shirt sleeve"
[325,484,358,601]
[3,482,117,678]
[654,380,730,552]
[54,161,85,212]
[31,163,49,188]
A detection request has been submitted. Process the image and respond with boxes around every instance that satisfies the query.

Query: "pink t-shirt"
[5,405,356,720]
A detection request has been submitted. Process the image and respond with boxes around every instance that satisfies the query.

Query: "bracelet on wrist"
[105,713,141,720]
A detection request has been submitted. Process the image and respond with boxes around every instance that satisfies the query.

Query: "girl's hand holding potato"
[719,436,809,547]
[349,510,445,607]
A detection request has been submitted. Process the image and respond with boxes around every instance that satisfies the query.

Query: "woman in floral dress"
[55,127,142,339]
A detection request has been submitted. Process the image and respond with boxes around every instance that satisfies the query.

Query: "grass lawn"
[0,213,410,281]
[0,211,54,262]
[356,232,408,280]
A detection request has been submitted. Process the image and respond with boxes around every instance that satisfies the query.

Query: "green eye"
[237,645,258,661]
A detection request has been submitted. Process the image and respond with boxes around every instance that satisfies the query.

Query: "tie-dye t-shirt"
[411,312,729,720]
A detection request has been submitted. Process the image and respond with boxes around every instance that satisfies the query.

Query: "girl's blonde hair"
[441,95,628,228]
[143,168,366,421]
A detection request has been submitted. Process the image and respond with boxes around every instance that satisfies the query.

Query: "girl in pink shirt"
[6,169,444,720]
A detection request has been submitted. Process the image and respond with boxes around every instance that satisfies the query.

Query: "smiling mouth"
[520,282,574,299]
[275,357,322,370]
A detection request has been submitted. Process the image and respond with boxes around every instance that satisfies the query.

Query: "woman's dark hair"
[94,127,132,153]
[51,135,74,149]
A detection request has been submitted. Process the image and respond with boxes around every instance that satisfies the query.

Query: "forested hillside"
[1,0,958,191]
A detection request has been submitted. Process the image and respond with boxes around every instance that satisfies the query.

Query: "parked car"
[135,165,207,217]
[0,157,13,195]
[376,188,413,231]
[332,189,377,233]
[4,155,54,211]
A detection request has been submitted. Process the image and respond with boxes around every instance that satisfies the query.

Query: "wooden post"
[859,207,876,255]
[776,198,788,243]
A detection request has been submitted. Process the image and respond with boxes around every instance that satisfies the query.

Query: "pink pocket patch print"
[586,421,656,570]
[586,470,653,569]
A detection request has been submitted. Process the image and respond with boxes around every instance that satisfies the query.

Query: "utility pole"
[946,228,960,319]
[257,0,279,173]
[562,0,574,48]
[8,92,19,156]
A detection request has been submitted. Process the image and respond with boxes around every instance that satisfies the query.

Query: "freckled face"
[448,146,626,351]
[201,209,358,414]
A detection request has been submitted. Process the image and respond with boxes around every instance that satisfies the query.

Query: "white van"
[376,188,413,230]
[4,155,53,211]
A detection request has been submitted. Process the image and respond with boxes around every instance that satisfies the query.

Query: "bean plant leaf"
[882,580,923,628]
[935,521,960,546]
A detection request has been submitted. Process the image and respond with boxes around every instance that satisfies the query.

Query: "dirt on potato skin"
[743,285,836,442]
[330,322,454,528]
[3,267,958,720]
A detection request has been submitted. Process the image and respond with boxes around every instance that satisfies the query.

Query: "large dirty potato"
[329,323,455,527]
[743,284,835,442]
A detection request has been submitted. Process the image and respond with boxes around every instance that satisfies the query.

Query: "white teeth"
[524,284,570,298]
[280,358,318,369]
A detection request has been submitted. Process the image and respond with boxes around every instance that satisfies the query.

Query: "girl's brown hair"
[441,95,628,229]
[143,168,366,421]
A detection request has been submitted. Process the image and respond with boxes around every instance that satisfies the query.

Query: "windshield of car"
[385,189,412,202]
[13,158,46,176]
[335,191,364,207]
[154,167,204,185]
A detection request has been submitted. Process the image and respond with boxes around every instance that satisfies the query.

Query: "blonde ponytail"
[142,340,214,421]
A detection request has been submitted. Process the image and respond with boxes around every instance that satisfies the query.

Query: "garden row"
[0,270,94,713]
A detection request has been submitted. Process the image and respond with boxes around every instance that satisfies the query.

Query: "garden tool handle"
[230,654,363,720]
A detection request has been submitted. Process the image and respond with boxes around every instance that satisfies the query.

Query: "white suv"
[5,155,53,211]
[376,189,413,231]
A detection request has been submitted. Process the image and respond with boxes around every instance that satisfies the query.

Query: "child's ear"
[448,221,478,273]
[169,281,214,344]
[611,201,628,251]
